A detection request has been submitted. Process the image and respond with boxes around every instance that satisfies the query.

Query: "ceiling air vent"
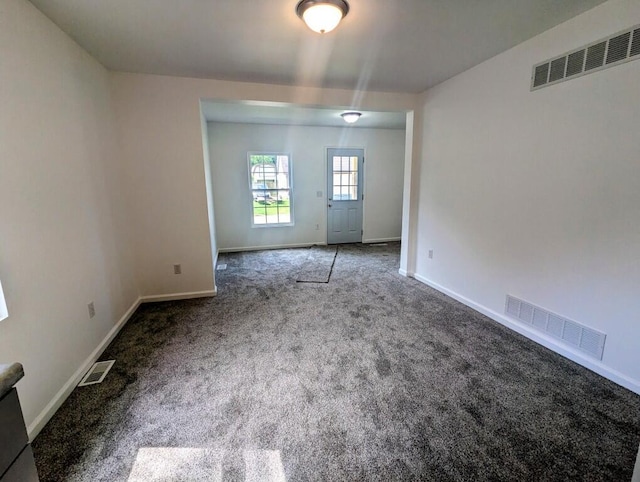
[505,295,606,360]
[531,23,640,91]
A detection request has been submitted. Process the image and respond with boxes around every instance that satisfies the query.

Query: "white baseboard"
[363,237,401,244]
[27,297,142,440]
[412,273,640,396]
[219,242,325,253]
[140,289,217,303]
[398,268,413,277]
[27,289,220,440]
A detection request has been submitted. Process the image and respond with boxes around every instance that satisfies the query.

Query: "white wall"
[0,0,138,432]
[201,109,219,280]
[208,123,405,250]
[110,72,418,296]
[414,0,640,391]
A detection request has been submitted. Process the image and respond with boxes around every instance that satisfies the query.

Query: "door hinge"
[361,229,363,235]
[362,194,364,200]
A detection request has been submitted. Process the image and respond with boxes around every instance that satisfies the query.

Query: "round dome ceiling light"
[296,0,350,34]
[341,111,362,124]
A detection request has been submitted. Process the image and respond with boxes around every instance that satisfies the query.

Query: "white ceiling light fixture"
[296,0,350,34]
[341,111,361,124]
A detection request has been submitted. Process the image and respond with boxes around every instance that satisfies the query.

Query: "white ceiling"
[29,0,607,94]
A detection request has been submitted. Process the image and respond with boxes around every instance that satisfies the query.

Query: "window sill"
[251,223,295,229]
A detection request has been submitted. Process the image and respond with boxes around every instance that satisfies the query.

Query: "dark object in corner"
[0,363,39,481]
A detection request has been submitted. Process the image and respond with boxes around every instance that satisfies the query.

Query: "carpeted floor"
[32,243,640,481]
[295,245,337,283]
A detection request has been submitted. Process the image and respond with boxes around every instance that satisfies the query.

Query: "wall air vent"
[606,32,631,64]
[565,49,585,77]
[532,63,550,88]
[531,23,640,91]
[548,57,567,82]
[584,41,607,71]
[630,28,640,57]
[505,295,606,360]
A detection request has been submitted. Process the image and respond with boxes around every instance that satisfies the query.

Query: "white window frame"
[247,152,294,228]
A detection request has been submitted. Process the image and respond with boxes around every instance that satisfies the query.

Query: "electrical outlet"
[173,264,182,275]
[316,191,323,198]
[428,249,434,259]
[88,302,95,319]
[315,224,320,230]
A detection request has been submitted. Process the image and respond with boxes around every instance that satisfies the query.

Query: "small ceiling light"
[341,111,361,124]
[296,0,349,34]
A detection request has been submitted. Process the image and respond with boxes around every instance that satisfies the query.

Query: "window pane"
[277,157,287,188]
[330,154,359,200]
[253,202,268,224]
[276,172,289,189]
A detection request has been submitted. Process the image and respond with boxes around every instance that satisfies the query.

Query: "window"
[248,153,293,226]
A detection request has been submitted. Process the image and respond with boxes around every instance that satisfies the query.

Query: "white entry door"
[327,148,363,244]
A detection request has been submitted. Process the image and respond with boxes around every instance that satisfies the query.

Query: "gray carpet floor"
[32,243,640,481]
[295,245,337,283]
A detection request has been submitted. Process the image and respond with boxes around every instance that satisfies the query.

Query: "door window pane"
[331,155,358,200]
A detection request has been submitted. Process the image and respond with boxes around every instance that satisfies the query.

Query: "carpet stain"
[374,343,392,378]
